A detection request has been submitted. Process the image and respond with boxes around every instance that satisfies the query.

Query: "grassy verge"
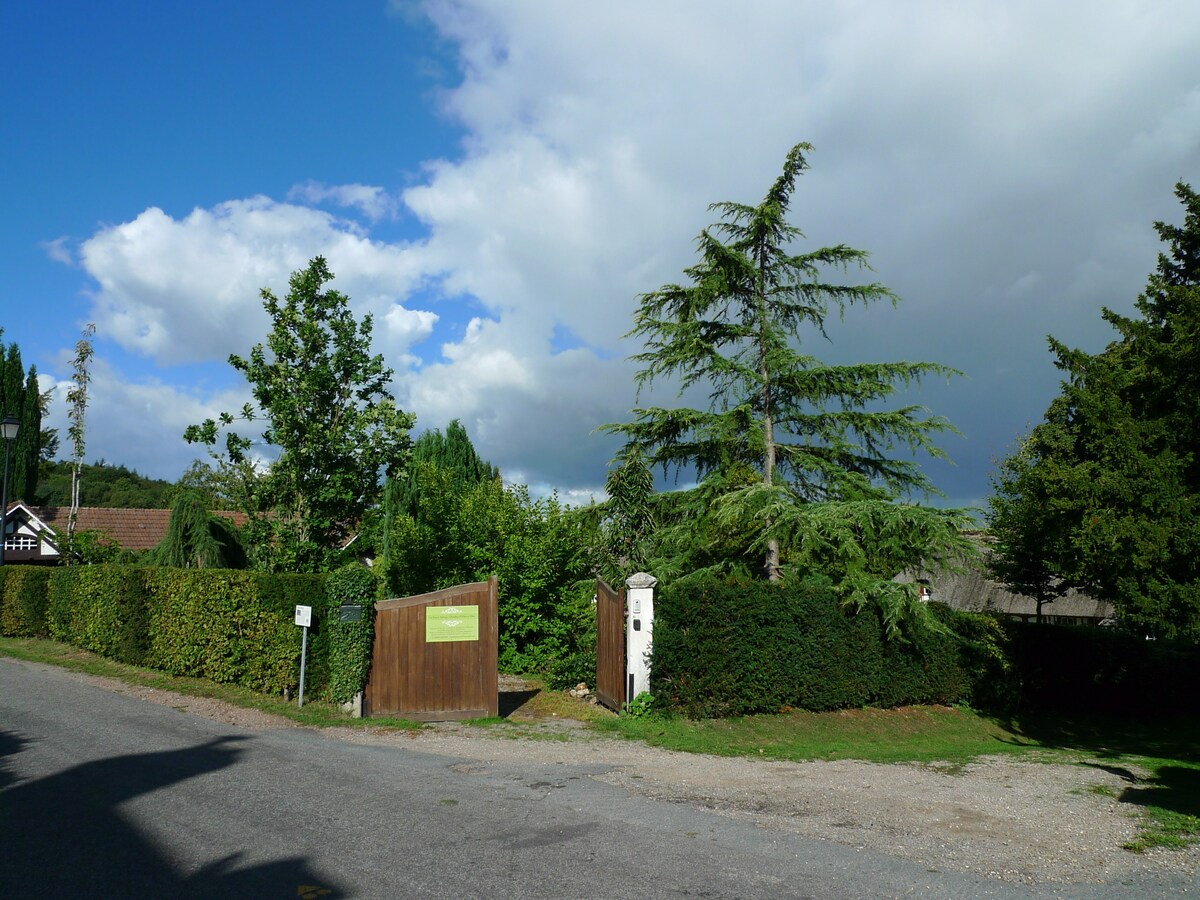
[0,636,422,731]
[600,704,1035,764]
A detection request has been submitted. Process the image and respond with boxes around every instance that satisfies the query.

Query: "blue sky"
[3,1,1198,509]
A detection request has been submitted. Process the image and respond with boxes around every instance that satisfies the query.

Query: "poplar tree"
[605,143,966,594]
[15,366,40,502]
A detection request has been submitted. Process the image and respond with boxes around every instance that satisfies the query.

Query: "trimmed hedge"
[1,565,52,638]
[38,564,330,697]
[142,568,321,693]
[651,575,970,717]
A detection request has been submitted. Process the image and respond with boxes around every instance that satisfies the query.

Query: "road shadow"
[0,729,344,899]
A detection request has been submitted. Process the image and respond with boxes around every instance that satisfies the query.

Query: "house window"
[4,535,37,551]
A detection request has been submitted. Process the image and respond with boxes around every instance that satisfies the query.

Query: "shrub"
[143,569,303,693]
[69,566,150,664]
[0,565,51,637]
[994,620,1200,717]
[322,564,378,703]
[650,574,970,717]
[546,647,597,691]
[47,567,85,642]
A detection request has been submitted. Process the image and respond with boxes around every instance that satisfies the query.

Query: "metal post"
[298,624,309,708]
[0,436,12,567]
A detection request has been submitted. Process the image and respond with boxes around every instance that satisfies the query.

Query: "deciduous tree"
[185,257,414,573]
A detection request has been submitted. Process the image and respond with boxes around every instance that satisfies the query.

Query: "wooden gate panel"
[363,576,499,721]
[595,578,625,711]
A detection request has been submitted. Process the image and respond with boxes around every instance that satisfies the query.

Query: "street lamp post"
[0,415,20,567]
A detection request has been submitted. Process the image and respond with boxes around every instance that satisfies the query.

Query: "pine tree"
[605,142,964,589]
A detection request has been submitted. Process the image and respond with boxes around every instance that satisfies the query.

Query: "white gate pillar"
[625,572,656,704]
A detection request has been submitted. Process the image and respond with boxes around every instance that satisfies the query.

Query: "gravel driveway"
[85,669,1200,887]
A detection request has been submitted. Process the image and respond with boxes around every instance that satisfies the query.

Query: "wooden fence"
[363,577,498,721]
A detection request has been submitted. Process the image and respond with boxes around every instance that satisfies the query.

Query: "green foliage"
[322,564,378,703]
[389,419,500,519]
[185,257,415,573]
[0,565,51,638]
[35,460,174,508]
[0,336,46,503]
[651,574,970,718]
[150,490,246,569]
[995,620,1200,717]
[988,183,1200,640]
[43,565,149,664]
[46,566,85,642]
[624,691,657,718]
[14,366,40,502]
[589,447,656,586]
[382,464,594,672]
[67,528,141,565]
[545,645,597,691]
[143,569,304,692]
[605,142,960,583]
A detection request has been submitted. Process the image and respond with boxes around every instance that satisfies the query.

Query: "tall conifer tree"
[606,143,965,589]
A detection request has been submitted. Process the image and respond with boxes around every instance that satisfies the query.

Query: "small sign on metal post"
[295,605,313,707]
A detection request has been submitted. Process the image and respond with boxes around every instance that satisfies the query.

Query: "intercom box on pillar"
[625,572,656,704]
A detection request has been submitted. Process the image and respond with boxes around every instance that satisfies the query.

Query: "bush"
[143,569,310,693]
[0,565,52,638]
[253,572,328,696]
[650,574,970,717]
[47,567,85,642]
[69,566,150,664]
[546,647,597,691]
[322,564,378,704]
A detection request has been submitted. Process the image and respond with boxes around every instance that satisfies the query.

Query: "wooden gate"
[363,577,498,721]
[595,578,625,711]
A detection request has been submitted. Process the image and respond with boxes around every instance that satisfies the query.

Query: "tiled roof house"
[2,503,248,564]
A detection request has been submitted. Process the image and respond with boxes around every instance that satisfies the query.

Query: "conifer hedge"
[650,575,971,717]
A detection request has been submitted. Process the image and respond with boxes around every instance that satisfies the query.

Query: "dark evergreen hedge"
[650,575,970,717]
[994,620,1200,716]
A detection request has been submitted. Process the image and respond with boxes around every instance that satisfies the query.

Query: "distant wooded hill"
[34,461,175,509]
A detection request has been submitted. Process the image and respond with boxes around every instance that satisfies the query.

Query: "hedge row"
[649,574,1200,718]
[650,575,971,718]
[0,563,378,701]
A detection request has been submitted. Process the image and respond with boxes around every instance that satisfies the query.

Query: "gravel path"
[80,670,1200,887]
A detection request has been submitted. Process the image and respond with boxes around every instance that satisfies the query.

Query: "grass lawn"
[4,635,1197,852]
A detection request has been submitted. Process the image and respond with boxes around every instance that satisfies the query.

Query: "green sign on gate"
[426,605,480,643]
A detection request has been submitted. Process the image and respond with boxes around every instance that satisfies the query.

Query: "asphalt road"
[0,657,1190,899]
